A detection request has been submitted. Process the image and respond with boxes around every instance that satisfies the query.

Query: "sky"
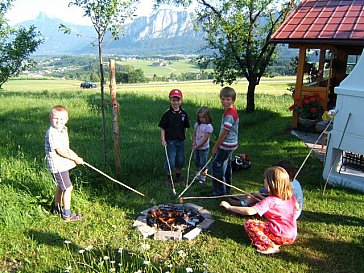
[6,0,157,26]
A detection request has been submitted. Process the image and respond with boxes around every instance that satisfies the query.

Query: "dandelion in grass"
[78,249,85,254]
[118,263,122,267]
[110,261,115,265]
[118,247,123,254]
[167,264,173,268]
[143,260,151,266]
[103,256,110,260]
[186,267,193,272]
[203,263,208,268]
[64,240,71,245]
[110,268,116,272]
[141,243,150,251]
[178,250,187,258]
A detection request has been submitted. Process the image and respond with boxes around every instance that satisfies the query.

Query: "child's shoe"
[226,197,249,207]
[62,212,82,222]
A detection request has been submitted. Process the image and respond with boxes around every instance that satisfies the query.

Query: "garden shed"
[271,0,364,128]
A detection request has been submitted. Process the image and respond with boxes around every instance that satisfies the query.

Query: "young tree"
[67,0,139,164]
[157,0,297,112]
[0,0,43,89]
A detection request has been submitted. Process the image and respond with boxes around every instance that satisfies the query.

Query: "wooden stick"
[180,194,246,202]
[164,145,176,195]
[295,113,337,180]
[186,148,194,187]
[206,173,260,201]
[84,162,145,197]
[177,155,214,199]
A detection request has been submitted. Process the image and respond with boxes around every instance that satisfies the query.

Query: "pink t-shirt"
[253,195,297,240]
[194,123,213,149]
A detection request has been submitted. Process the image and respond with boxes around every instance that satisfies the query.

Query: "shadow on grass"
[210,214,253,246]
[277,231,364,273]
[27,229,80,251]
[301,210,364,227]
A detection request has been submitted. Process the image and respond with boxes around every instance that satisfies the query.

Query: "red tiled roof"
[271,0,364,45]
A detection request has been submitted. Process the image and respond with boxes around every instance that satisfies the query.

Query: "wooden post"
[292,45,306,128]
[109,59,121,179]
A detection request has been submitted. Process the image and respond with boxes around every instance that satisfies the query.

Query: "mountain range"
[16,10,207,56]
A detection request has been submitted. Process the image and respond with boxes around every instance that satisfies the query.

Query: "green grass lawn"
[0,78,363,273]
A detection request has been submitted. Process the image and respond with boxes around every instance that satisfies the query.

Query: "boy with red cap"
[158,89,190,184]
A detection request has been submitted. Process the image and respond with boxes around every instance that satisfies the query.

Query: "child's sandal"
[62,212,82,222]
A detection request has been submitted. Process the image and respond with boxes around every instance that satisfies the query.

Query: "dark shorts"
[52,171,72,191]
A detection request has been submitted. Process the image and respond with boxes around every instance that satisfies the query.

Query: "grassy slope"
[0,79,363,273]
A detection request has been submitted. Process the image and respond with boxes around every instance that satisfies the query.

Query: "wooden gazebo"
[271,0,364,127]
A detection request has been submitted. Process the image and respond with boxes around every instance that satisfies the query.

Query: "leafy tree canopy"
[66,0,139,165]
[156,0,297,112]
[0,0,43,88]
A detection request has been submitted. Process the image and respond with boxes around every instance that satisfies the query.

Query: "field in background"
[115,59,206,77]
[0,78,363,273]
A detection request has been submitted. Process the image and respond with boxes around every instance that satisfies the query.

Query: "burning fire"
[147,205,201,233]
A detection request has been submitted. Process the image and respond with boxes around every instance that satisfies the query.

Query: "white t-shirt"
[45,126,76,173]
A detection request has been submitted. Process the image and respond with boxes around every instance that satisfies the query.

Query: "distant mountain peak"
[36,12,48,20]
[17,9,206,55]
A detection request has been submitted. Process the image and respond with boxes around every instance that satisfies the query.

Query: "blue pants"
[164,140,185,173]
[194,148,209,170]
[211,148,233,195]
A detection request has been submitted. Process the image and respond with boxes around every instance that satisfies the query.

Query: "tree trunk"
[246,80,256,112]
[109,60,121,179]
[98,37,108,166]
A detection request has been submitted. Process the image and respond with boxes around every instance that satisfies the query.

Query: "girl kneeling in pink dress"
[220,166,298,254]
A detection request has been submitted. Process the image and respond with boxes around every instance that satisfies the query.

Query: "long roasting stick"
[179,194,246,202]
[164,145,177,195]
[205,173,260,202]
[177,155,214,199]
[84,162,145,197]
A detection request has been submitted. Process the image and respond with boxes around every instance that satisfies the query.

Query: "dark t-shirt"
[158,106,190,141]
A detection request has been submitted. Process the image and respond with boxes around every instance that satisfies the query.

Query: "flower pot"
[298,117,318,132]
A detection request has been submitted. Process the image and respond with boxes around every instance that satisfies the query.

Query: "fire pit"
[133,203,214,241]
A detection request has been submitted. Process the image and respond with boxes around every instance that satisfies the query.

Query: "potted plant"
[289,93,324,130]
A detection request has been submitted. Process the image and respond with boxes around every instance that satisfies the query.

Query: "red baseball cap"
[169,89,183,99]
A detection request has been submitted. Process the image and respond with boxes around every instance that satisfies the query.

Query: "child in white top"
[192,106,213,184]
[45,105,84,221]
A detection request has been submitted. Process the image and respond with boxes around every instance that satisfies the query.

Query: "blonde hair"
[196,106,212,124]
[264,166,293,200]
[220,87,236,101]
[50,105,68,119]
